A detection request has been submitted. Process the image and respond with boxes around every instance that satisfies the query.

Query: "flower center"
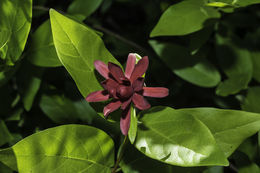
[117,85,133,99]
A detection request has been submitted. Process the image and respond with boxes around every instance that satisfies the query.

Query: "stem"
[92,25,151,55]
[112,136,128,173]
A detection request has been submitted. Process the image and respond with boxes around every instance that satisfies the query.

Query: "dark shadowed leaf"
[150,40,221,87]
[216,34,252,96]
[0,120,13,146]
[242,87,260,113]
[39,94,97,124]
[17,61,43,111]
[0,125,114,173]
[27,20,62,67]
[68,0,103,18]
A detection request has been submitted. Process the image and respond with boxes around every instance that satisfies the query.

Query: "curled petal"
[125,53,136,79]
[121,97,132,110]
[86,90,109,102]
[120,106,131,135]
[143,87,169,98]
[130,56,149,83]
[132,77,144,92]
[101,79,118,98]
[108,62,127,83]
[103,100,121,117]
[94,60,109,79]
[132,93,150,110]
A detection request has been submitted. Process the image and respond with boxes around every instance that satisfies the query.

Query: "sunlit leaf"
[0,125,115,173]
[150,0,220,37]
[0,0,32,65]
[135,107,260,166]
[50,9,120,97]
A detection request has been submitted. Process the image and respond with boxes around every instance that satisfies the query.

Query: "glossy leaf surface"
[135,107,260,166]
[150,0,220,37]
[0,0,32,65]
[0,125,115,173]
[50,9,120,97]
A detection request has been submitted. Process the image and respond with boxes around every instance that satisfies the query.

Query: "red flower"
[86,53,169,135]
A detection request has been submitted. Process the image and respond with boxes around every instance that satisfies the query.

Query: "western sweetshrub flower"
[86,53,169,135]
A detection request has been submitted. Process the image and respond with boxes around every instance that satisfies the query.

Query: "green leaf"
[135,107,260,166]
[242,87,260,113]
[120,143,205,173]
[203,166,224,173]
[216,35,253,96]
[17,61,43,111]
[150,40,221,87]
[150,0,220,37]
[0,0,32,65]
[50,9,120,97]
[233,152,260,173]
[27,20,62,67]
[0,162,12,173]
[39,94,97,124]
[206,2,231,7]
[0,125,114,173]
[128,106,137,144]
[234,0,260,7]
[68,0,103,18]
[0,120,13,146]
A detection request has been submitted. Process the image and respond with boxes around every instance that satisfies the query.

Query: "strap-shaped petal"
[108,62,126,83]
[121,97,132,110]
[130,56,149,83]
[143,87,169,98]
[86,90,109,102]
[132,77,144,92]
[120,106,131,135]
[94,60,109,79]
[103,100,121,117]
[125,53,136,79]
[132,93,150,110]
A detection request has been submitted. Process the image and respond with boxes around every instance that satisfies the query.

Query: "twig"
[33,5,50,11]
[92,25,151,55]
[111,136,128,173]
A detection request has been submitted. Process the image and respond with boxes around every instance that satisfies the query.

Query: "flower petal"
[132,93,150,110]
[94,60,109,79]
[143,87,169,98]
[101,79,118,98]
[103,100,121,117]
[121,97,132,110]
[130,56,149,83]
[86,90,109,102]
[120,106,131,135]
[125,53,136,79]
[132,77,144,92]
[108,62,126,83]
